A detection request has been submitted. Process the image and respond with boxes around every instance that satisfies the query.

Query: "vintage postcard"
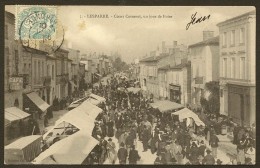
[4,5,256,165]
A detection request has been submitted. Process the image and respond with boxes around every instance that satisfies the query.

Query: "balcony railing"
[194,77,204,84]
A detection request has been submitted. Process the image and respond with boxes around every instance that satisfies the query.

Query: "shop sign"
[169,84,180,91]
[195,77,203,84]
[9,77,23,90]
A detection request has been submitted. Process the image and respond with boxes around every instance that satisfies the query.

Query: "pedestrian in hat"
[142,125,150,152]
[117,142,128,164]
[202,149,215,165]
[107,138,117,164]
[198,140,206,157]
[154,153,166,165]
[173,140,183,164]
[216,159,223,165]
[164,140,173,164]
[190,142,199,164]
[128,145,141,164]
[193,155,204,165]
[209,132,219,158]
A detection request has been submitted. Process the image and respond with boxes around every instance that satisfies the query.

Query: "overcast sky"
[6,6,254,63]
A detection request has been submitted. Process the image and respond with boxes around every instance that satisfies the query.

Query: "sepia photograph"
[4,5,256,165]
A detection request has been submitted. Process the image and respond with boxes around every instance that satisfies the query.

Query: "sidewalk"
[38,109,69,134]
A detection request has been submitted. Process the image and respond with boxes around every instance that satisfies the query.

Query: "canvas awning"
[26,92,50,112]
[85,98,100,105]
[89,94,106,102]
[150,100,184,113]
[127,87,141,94]
[44,101,102,139]
[94,73,101,77]
[5,107,31,125]
[69,81,76,88]
[5,135,42,150]
[172,108,205,126]
[33,131,99,164]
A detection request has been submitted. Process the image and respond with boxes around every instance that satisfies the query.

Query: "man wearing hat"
[128,145,141,164]
[198,140,206,157]
[193,155,204,165]
[209,132,219,158]
[216,159,223,165]
[117,143,128,164]
[202,149,215,165]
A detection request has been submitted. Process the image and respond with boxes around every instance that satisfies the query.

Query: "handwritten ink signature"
[186,12,211,30]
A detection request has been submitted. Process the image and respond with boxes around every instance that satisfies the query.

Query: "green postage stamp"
[15,5,57,40]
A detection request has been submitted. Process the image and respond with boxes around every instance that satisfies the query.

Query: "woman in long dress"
[107,138,117,164]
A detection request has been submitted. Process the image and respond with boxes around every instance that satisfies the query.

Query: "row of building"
[137,10,255,126]
[4,11,113,116]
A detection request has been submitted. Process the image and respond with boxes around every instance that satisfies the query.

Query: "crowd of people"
[81,75,255,165]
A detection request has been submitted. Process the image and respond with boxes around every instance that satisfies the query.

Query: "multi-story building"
[217,10,256,126]
[79,62,86,91]
[158,60,191,105]
[4,12,24,109]
[67,58,75,96]
[54,48,69,100]
[139,55,167,99]
[80,59,92,86]
[45,54,56,105]
[64,48,80,90]
[188,31,219,109]
[140,41,188,99]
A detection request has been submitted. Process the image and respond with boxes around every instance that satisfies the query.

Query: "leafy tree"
[200,81,220,115]
[113,57,129,72]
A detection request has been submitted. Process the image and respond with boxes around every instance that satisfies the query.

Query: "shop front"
[169,84,181,104]
[23,91,50,120]
[4,107,31,145]
[228,84,253,126]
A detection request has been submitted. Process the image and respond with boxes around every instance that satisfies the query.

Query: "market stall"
[43,101,102,141]
[5,107,31,145]
[150,100,184,113]
[86,94,106,105]
[5,135,42,164]
[127,87,141,94]
[172,108,205,126]
[33,131,99,164]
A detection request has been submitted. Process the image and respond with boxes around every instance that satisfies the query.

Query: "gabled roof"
[188,36,219,48]
[158,65,170,70]
[139,54,168,63]
[158,62,190,71]
[24,47,48,55]
[217,10,255,27]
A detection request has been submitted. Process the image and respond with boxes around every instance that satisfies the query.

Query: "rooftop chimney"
[203,31,214,41]
[162,41,166,53]
[173,41,177,47]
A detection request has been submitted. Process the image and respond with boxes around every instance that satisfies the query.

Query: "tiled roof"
[158,62,190,70]
[188,36,219,48]
[139,54,168,62]
[217,10,256,27]
[158,65,170,70]
[24,47,48,55]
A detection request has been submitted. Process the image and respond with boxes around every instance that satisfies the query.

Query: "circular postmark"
[16,6,64,55]
[17,6,56,40]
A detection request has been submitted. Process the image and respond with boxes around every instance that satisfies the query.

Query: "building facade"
[189,32,219,109]
[55,49,69,100]
[140,41,188,99]
[158,61,191,105]
[4,12,24,109]
[217,10,256,126]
